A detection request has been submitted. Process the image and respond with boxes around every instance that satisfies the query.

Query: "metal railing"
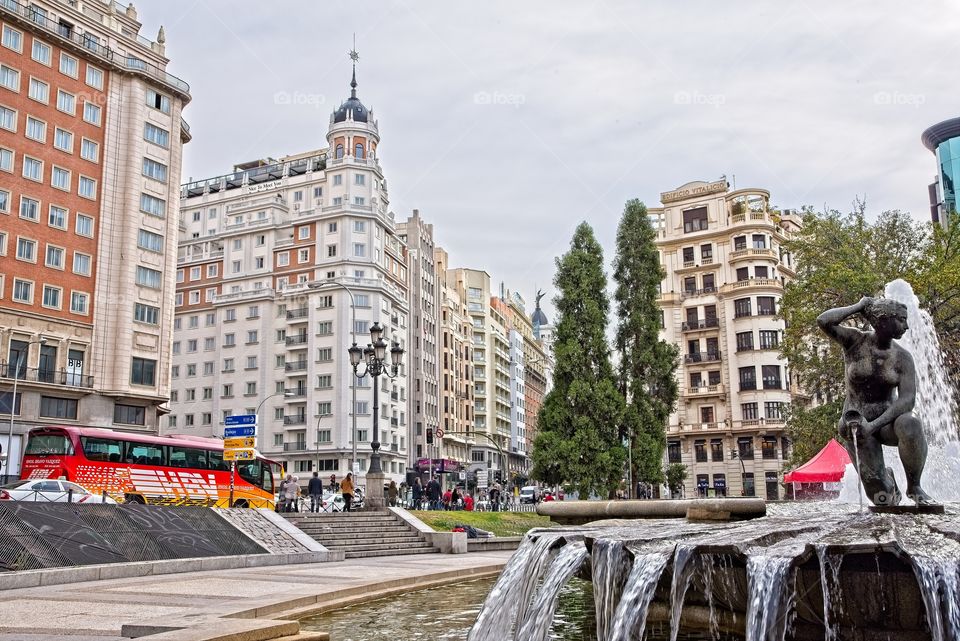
[0,363,94,388]
[681,318,719,331]
[684,351,721,364]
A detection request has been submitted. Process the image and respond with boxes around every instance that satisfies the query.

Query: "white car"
[0,479,117,504]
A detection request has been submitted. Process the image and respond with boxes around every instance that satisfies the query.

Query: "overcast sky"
[138,1,957,320]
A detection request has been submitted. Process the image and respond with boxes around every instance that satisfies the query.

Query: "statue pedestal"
[364,471,387,510]
[869,504,945,515]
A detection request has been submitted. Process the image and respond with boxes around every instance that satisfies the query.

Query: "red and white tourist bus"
[19,426,281,508]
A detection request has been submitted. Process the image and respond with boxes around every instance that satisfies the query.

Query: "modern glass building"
[921,117,960,227]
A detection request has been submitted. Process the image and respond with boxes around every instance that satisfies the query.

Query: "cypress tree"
[613,200,679,490]
[531,222,627,498]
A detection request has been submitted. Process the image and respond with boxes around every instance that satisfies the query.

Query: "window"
[757,296,776,316]
[146,89,170,114]
[47,204,67,229]
[75,214,93,237]
[355,401,369,415]
[752,234,767,249]
[23,156,42,181]
[30,38,51,64]
[694,439,707,462]
[0,148,11,172]
[736,267,749,282]
[135,266,162,289]
[354,174,365,185]
[276,252,289,266]
[142,158,167,182]
[355,143,365,158]
[144,122,169,148]
[59,52,77,77]
[77,138,97,162]
[16,237,36,261]
[232,260,241,273]
[51,166,70,191]
[316,321,332,335]
[72,252,91,276]
[134,303,159,325]
[255,256,265,269]
[45,244,64,268]
[82,101,101,125]
[734,298,752,318]
[0,106,14,132]
[317,348,333,361]
[85,65,103,89]
[759,330,779,350]
[26,116,46,141]
[40,396,77,419]
[13,278,33,303]
[78,176,96,199]
[742,473,756,497]
[0,64,19,91]
[354,196,365,206]
[735,331,754,352]
[738,437,755,460]
[711,439,724,462]
[297,249,308,263]
[245,382,257,396]
[762,365,782,390]
[700,243,713,261]
[247,305,259,319]
[739,366,756,391]
[328,222,338,233]
[114,404,146,426]
[1,25,22,51]
[733,235,747,251]
[54,127,72,152]
[355,294,370,307]
[56,89,75,114]
[131,357,157,386]
[667,440,681,463]
[333,174,342,185]
[28,77,49,102]
[755,265,769,279]
[682,206,708,233]
[70,291,88,314]
[42,284,61,308]
[765,402,785,421]
[353,243,366,257]
[317,402,332,416]
[354,220,366,232]
[298,225,310,239]
[327,245,337,257]
[742,402,759,421]
[317,374,332,388]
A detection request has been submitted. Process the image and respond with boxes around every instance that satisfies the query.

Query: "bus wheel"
[124,494,145,504]
[233,499,249,508]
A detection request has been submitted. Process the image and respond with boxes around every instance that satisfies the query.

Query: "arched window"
[355,144,365,159]
[335,144,344,159]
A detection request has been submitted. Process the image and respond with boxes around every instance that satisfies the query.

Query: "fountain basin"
[536,498,767,525]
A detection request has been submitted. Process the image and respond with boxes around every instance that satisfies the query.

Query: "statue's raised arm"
[816,296,873,348]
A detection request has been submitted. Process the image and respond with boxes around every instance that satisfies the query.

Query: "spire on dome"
[349,37,359,99]
[333,41,369,124]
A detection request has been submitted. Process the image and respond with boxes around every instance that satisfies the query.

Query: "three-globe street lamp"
[348,322,404,477]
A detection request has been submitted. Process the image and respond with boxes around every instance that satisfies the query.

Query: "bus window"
[80,436,123,462]
[261,465,274,493]
[126,442,166,466]
[237,460,261,487]
[25,431,74,456]
[169,446,207,469]
[208,449,228,472]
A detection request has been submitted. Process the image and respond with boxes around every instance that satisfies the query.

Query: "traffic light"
[426,429,433,444]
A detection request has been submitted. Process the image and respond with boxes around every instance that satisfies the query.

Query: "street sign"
[435,428,444,438]
[224,414,256,426]
[459,471,466,481]
[476,469,488,489]
[224,425,256,438]
[224,449,256,461]
[352,462,360,478]
[224,437,255,449]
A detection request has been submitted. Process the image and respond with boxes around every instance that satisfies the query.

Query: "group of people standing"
[277,471,355,513]
[409,476,474,510]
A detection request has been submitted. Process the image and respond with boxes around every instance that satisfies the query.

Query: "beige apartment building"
[167,69,411,485]
[0,0,189,476]
[652,179,802,498]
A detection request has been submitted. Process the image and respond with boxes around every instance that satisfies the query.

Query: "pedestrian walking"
[284,475,300,513]
[341,472,355,512]
[412,477,423,510]
[276,474,289,512]
[388,480,398,507]
[451,486,462,511]
[308,471,323,513]
[426,475,441,510]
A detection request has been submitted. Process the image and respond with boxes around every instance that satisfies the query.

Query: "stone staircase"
[283,510,439,559]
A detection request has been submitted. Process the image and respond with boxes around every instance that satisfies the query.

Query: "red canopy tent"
[783,439,851,483]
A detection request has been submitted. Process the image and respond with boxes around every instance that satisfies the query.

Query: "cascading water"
[592,539,630,641]
[744,556,792,641]
[840,279,960,504]
[516,542,589,641]
[608,550,669,641]
[815,546,843,641]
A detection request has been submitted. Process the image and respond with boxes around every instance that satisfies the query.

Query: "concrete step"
[344,547,439,559]
[336,541,435,553]
[321,536,427,547]
[295,524,414,535]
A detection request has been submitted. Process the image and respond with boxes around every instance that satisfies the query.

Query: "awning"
[783,439,851,483]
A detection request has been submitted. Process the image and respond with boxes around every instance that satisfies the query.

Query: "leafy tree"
[531,222,627,498]
[778,204,960,465]
[612,200,679,489]
[664,463,688,497]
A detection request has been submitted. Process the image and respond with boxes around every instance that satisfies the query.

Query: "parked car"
[0,479,117,503]
[519,485,539,504]
[320,491,345,512]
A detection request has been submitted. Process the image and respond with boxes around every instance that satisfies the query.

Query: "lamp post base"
[364,471,387,510]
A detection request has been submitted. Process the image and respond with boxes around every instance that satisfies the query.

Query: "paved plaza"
[0,550,512,640]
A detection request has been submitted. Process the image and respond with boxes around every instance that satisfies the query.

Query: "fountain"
[468,281,960,641]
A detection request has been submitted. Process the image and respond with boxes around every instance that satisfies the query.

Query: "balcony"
[684,351,721,364]
[681,318,719,332]
[762,378,784,390]
[283,416,307,426]
[285,335,308,346]
[286,389,307,399]
[680,287,717,300]
[739,380,757,391]
[687,384,725,398]
[721,278,783,295]
[283,442,308,452]
[285,361,308,372]
[0,364,94,389]
[286,308,309,320]
[729,248,777,263]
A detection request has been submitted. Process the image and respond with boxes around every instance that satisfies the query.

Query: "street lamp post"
[4,338,45,483]
[348,322,404,509]
[730,448,747,497]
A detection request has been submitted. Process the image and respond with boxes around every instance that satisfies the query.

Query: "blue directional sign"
[224,414,257,426]
[224,425,256,438]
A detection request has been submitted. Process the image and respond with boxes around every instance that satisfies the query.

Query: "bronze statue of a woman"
[817,296,935,506]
